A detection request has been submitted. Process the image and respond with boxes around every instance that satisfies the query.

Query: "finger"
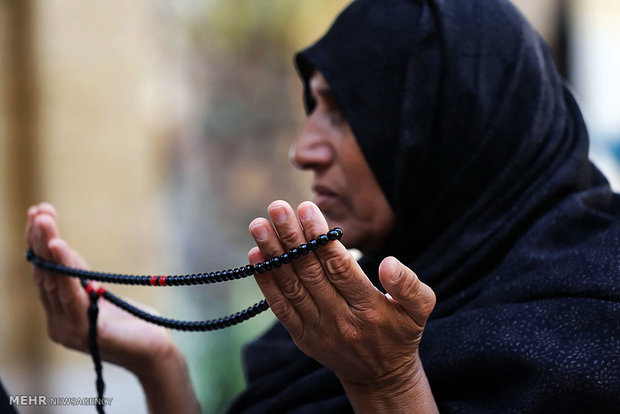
[32,263,65,344]
[249,246,303,336]
[248,247,278,307]
[267,200,339,307]
[48,237,88,312]
[379,257,436,329]
[36,202,57,220]
[27,206,67,342]
[25,205,39,245]
[33,267,55,312]
[249,217,319,322]
[298,201,378,309]
[32,215,61,295]
[32,214,59,260]
[27,202,58,248]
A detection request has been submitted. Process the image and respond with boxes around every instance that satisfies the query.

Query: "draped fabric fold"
[228,0,620,412]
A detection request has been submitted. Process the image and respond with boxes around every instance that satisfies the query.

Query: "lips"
[312,183,338,198]
[312,183,342,215]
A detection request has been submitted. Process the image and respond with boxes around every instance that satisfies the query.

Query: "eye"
[321,93,345,126]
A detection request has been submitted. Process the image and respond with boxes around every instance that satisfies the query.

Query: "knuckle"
[400,270,421,297]
[336,319,362,343]
[278,230,300,247]
[300,262,324,286]
[358,307,382,323]
[280,279,307,305]
[324,254,351,280]
[268,297,294,323]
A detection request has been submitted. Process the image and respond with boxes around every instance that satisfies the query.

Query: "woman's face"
[290,70,395,252]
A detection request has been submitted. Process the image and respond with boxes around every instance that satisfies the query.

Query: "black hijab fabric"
[228,0,620,412]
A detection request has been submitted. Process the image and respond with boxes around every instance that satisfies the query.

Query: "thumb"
[379,256,436,328]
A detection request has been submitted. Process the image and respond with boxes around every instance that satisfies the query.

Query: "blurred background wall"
[0,1,618,413]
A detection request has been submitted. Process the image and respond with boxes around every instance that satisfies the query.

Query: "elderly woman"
[27,0,620,412]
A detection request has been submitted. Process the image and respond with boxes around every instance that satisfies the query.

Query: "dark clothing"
[0,379,18,414]
[228,0,620,412]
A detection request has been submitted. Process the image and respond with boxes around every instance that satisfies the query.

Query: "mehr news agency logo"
[9,394,113,407]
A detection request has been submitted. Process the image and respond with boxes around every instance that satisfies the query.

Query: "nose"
[289,114,334,171]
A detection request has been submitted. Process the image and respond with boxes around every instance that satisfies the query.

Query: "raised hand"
[26,202,199,413]
[248,200,438,412]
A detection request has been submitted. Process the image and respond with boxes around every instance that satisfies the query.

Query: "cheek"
[344,172,395,247]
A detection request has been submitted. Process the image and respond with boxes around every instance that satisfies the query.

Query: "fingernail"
[299,204,315,222]
[272,206,287,224]
[250,223,269,241]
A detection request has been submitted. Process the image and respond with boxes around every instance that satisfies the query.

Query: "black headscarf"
[228,0,620,412]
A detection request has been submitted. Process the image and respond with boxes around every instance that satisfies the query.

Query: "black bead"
[271,257,281,268]
[226,269,235,280]
[299,244,309,255]
[255,263,265,274]
[214,271,223,282]
[334,227,343,239]
[308,239,319,250]
[262,260,273,271]
[279,253,290,264]
[289,248,300,259]
[317,234,329,245]
[244,264,255,276]
[191,275,198,285]
[327,230,339,240]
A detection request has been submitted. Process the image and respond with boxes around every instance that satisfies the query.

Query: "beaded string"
[26,227,343,414]
[83,280,105,414]
[26,228,343,288]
